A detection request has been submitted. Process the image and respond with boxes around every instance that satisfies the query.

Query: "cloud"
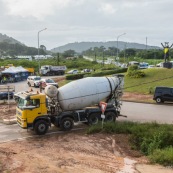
[2,0,78,20]
[0,0,173,49]
[99,3,117,14]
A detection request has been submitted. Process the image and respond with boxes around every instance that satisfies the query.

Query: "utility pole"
[116,33,126,63]
[57,53,59,65]
[38,28,47,73]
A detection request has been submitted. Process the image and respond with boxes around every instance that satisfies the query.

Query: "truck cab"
[16,91,49,133]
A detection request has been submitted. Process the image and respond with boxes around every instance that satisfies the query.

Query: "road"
[120,101,173,124]
[0,101,173,143]
[0,79,173,143]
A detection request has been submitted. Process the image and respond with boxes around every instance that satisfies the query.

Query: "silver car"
[40,78,58,89]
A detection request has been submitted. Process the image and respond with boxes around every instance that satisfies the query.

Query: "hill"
[51,41,160,53]
[0,33,23,45]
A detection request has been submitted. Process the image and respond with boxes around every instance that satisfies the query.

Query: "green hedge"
[66,74,84,80]
[65,68,127,80]
[85,68,127,77]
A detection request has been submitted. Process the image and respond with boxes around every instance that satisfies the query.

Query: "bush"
[85,68,127,77]
[87,121,173,166]
[127,70,145,78]
[149,147,173,166]
[127,65,139,72]
[66,74,84,80]
[127,65,145,78]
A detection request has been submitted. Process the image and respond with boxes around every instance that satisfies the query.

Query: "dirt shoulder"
[0,131,172,173]
[1,94,173,173]
[0,131,145,173]
[122,92,153,103]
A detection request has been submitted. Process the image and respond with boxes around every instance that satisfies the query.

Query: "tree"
[62,49,76,58]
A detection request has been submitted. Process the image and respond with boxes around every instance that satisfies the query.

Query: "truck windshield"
[17,98,28,109]
[17,98,40,109]
[41,66,48,70]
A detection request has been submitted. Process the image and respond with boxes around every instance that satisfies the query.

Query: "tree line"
[82,46,173,60]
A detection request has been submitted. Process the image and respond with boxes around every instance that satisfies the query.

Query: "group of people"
[0,75,15,84]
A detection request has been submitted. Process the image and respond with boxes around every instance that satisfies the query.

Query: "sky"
[0,0,173,50]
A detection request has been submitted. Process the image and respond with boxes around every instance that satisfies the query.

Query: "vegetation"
[66,74,85,80]
[124,68,173,94]
[127,65,145,78]
[85,68,127,77]
[87,121,173,166]
[0,42,47,57]
[83,46,169,61]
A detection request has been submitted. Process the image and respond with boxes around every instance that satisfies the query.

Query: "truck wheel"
[156,97,163,103]
[34,120,48,135]
[60,118,74,131]
[88,113,100,125]
[105,112,116,122]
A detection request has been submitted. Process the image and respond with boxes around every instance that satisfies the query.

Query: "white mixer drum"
[45,85,58,98]
[57,76,123,111]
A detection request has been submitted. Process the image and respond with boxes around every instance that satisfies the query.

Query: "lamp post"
[116,33,126,63]
[38,28,47,73]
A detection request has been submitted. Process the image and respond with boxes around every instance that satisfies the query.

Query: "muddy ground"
[0,94,173,173]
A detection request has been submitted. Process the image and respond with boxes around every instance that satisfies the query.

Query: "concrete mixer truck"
[16,75,124,135]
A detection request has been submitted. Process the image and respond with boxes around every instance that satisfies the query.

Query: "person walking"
[3,76,7,84]
[39,81,42,93]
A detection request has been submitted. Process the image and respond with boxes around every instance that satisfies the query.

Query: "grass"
[124,68,173,94]
[149,147,173,166]
[87,121,173,166]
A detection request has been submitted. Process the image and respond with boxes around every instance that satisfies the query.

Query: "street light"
[38,28,47,72]
[116,33,126,63]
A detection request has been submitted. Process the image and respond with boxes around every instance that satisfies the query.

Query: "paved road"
[0,79,173,142]
[0,123,31,143]
[120,101,173,124]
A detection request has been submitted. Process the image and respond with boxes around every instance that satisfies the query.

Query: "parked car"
[40,78,58,89]
[153,86,173,103]
[148,65,155,68]
[0,91,14,100]
[139,62,149,69]
[27,76,41,87]
[156,62,163,67]
[67,69,78,74]
[81,69,92,73]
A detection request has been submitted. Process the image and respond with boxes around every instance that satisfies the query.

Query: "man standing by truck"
[39,81,42,93]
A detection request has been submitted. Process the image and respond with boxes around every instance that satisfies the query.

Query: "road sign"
[101,114,105,119]
[100,101,107,114]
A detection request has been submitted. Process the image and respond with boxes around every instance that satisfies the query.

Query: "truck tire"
[156,97,163,103]
[105,112,116,122]
[60,117,74,131]
[88,113,100,125]
[34,120,49,135]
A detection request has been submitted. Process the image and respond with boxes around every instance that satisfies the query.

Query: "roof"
[2,66,29,74]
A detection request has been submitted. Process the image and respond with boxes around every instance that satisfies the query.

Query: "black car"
[153,87,173,103]
[0,91,14,100]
